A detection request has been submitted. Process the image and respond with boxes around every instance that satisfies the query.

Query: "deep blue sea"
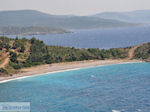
[0,63,150,112]
[8,25,150,49]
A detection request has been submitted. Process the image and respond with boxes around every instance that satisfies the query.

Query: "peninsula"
[0,36,149,82]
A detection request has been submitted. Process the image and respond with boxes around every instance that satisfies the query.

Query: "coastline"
[0,59,143,83]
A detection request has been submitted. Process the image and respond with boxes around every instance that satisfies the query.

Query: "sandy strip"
[0,59,143,83]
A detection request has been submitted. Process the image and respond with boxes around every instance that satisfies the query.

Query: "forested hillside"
[134,43,150,60]
[0,36,130,75]
[1,36,150,76]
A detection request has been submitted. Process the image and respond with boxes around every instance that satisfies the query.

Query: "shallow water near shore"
[0,62,150,112]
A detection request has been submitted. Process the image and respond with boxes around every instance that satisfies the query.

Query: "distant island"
[0,36,149,76]
[0,10,140,35]
[0,26,71,35]
[1,9,150,35]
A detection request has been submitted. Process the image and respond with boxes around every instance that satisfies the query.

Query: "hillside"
[0,10,136,30]
[0,36,130,76]
[1,36,149,76]
[134,43,150,60]
[94,9,150,23]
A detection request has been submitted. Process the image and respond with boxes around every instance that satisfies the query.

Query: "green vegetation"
[2,36,149,76]
[134,43,150,60]
[12,37,26,52]
[0,36,11,51]
[0,68,8,75]
[10,51,18,63]
[47,47,129,63]
[27,37,50,65]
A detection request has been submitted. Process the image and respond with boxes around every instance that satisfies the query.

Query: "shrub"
[0,68,8,74]
[10,51,18,63]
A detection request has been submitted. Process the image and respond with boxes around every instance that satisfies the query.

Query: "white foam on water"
[0,67,82,84]
[0,61,142,84]
[137,109,142,112]
[112,110,121,112]
[91,75,95,78]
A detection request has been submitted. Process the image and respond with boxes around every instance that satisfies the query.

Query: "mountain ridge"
[0,10,136,29]
[94,9,150,23]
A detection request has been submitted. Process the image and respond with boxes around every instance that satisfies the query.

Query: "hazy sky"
[0,0,150,15]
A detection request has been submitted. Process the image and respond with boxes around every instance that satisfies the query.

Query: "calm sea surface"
[8,25,150,49]
[0,63,150,112]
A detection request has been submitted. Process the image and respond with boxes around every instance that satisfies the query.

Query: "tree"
[15,37,19,40]
[10,51,18,63]
[20,45,25,52]
[31,37,36,44]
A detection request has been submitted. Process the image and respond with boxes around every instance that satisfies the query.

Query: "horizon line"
[0,8,150,16]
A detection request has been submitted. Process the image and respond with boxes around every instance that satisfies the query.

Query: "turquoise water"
[0,63,150,112]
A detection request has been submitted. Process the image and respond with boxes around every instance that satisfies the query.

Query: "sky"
[0,0,150,16]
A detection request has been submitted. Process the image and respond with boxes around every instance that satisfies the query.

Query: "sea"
[0,62,150,112]
[1,26,150,112]
[7,25,150,49]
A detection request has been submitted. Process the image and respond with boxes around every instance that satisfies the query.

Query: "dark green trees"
[27,38,52,65]
[13,38,26,53]
[10,51,18,63]
[0,36,131,71]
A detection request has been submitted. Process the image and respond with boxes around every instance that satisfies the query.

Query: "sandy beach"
[0,59,142,83]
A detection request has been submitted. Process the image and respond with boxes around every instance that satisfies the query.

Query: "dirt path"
[24,42,31,55]
[128,45,140,59]
[0,54,9,68]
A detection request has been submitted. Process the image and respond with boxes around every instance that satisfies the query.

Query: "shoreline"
[0,59,143,83]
